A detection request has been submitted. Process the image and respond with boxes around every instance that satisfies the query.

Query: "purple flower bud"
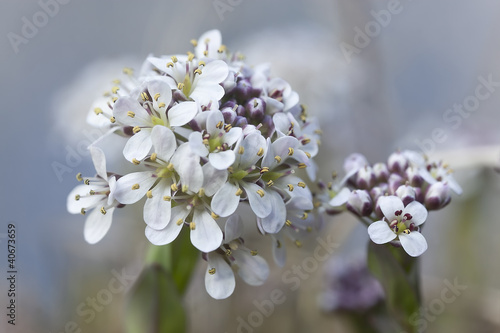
[234,116,248,127]
[356,166,376,189]
[233,79,260,103]
[388,173,404,194]
[373,163,389,182]
[221,107,237,124]
[387,151,408,174]
[346,190,373,217]
[245,97,266,121]
[424,182,451,210]
[395,184,416,206]
[405,166,424,187]
[370,186,385,204]
[343,153,368,180]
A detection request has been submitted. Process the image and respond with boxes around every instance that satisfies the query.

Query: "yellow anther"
[171,183,178,192]
[133,126,141,134]
[127,111,135,118]
[277,240,282,248]
[218,45,226,53]
[84,179,90,185]
[314,129,322,135]
[301,212,308,220]
[182,184,189,192]
[267,180,274,187]
[305,152,311,158]
[300,115,307,122]
[216,121,224,129]
[257,189,265,198]
[227,167,234,174]
[150,153,157,161]
[208,268,216,275]
[306,226,313,232]
[110,117,116,123]
[189,222,196,230]
[198,60,206,67]
[288,147,294,156]
[146,190,153,199]
[111,97,118,103]
[103,91,111,97]
[198,188,205,197]
[403,229,411,234]
[94,107,103,115]
[225,249,232,256]
[187,52,195,61]
[202,139,209,145]
[176,218,183,226]
[131,183,140,190]
[194,68,202,75]
[190,39,198,47]
[285,220,292,227]
[274,155,282,163]
[295,240,303,248]
[111,86,119,94]
[141,92,149,101]
[298,163,307,169]
[100,207,107,215]
[170,55,178,63]
[302,138,311,145]
[76,173,83,182]
[224,124,232,132]
[238,146,245,154]
[132,158,140,165]
[89,190,96,195]
[74,194,80,201]
[177,82,185,90]
[80,208,86,215]
[250,250,258,256]
[211,212,219,219]
[254,99,259,107]
[167,163,175,171]
[166,62,174,68]
[123,67,134,75]
[260,167,269,174]
[203,50,208,56]
[235,188,243,196]
[112,79,121,84]
[298,182,306,188]
[153,93,161,101]
[257,148,264,156]
[163,196,171,201]
[204,38,210,44]
[287,184,294,192]
[158,102,166,108]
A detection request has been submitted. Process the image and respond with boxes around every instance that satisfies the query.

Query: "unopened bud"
[388,173,404,194]
[356,166,376,189]
[387,151,408,173]
[346,190,373,216]
[373,163,389,182]
[395,184,416,206]
[405,166,424,187]
[245,97,266,121]
[424,182,451,210]
[343,153,368,180]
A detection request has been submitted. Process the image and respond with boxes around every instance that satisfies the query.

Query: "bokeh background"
[1,0,500,332]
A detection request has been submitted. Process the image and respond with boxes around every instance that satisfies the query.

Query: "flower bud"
[221,107,237,124]
[233,79,260,103]
[234,116,248,127]
[373,163,389,182]
[356,166,376,189]
[343,153,368,180]
[405,166,424,187]
[424,182,451,210]
[387,151,408,174]
[395,184,416,206]
[245,97,266,121]
[346,190,373,216]
[387,173,404,194]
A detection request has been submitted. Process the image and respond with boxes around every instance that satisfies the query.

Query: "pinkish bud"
[356,166,376,189]
[388,151,408,173]
[395,184,416,206]
[424,182,451,210]
[346,190,373,216]
[373,163,389,182]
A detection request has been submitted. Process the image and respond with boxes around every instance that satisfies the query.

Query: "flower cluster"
[317,150,461,257]
[67,30,320,299]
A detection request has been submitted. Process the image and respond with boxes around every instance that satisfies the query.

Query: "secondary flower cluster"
[67,30,320,299]
[317,150,461,257]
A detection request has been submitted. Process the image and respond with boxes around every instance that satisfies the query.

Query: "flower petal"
[378,196,404,221]
[259,190,286,234]
[144,205,188,245]
[90,146,107,180]
[172,143,204,193]
[224,215,243,241]
[202,164,228,197]
[271,234,286,267]
[242,183,272,218]
[84,206,115,244]
[67,184,105,214]
[190,209,223,252]
[236,130,266,170]
[403,201,428,226]
[113,96,152,127]
[206,110,224,135]
[195,30,222,59]
[232,251,270,286]
[399,232,428,257]
[114,171,156,204]
[368,220,396,244]
[168,102,198,127]
[143,181,171,230]
[209,150,235,170]
[211,181,241,217]
[329,187,350,207]
[123,129,153,162]
[204,253,235,300]
[151,125,176,162]
[223,127,243,146]
[188,131,209,157]
[146,79,172,113]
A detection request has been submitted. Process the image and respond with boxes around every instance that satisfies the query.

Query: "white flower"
[367,196,428,257]
[189,110,243,170]
[205,215,269,299]
[113,79,198,162]
[67,147,118,244]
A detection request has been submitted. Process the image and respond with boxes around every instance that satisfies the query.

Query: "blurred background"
[1,0,500,332]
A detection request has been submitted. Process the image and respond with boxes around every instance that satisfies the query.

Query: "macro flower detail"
[368,196,428,257]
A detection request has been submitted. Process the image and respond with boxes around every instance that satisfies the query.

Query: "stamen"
[146,190,153,199]
[208,268,216,275]
[288,147,294,156]
[89,190,96,195]
[257,148,264,156]
[238,146,245,154]
[224,124,232,132]
[250,250,258,256]
[277,240,282,248]
[194,68,202,75]
[285,220,292,227]
[225,249,232,256]
[110,117,116,123]
[189,222,196,230]
[84,179,90,185]
[305,152,311,158]
[403,229,411,234]
[100,207,107,215]
[274,155,282,163]
[141,92,149,101]
[123,67,134,75]
[203,50,208,56]
[302,138,311,145]
[150,153,157,161]
[94,108,103,115]
[158,102,166,108]
[267,180,274,187]
[187,52,195,61]
[301,212,308,220]
[74,194,80,201]
[131,184,140,190]
[235,188,243,196]
[112,97,118,103]
[198,61,206,67]
[170,56,178,63]
[176,218,183,226]
[76,173,83,182]
[166,62,174,68]
[260,167,269,174]
[133,126,141,134]
[298,163,307,169]
[256,189,265,197]
[211,212,219,219]
[163,196,171,201]
[111,86,119,94]
[154,93,161,101]
[216,121,224,129]
[80,208,86,215]
[287,184,294,191]
[171,183,178,192]
[182,184,188,192]
[198,188,205,197]
[295,240,302,248]
[132,158,140,165]
[218,45,226,53]
[298,182,306,188]
[190,39,198,47]
[127,111,135,118]
[395,210,403,216]
[177,83,185,90]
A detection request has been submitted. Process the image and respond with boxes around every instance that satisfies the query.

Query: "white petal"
[67,184,105,214]
[113,96,152,127]
[143,182,171,230]
[242,183,272,218]
[206,110,224,135]
[87,97,113,128]
[190,209,223,252]
[144,205,188,245]
[172,143,204,193]
[211,182,241,217]
[146,79,172,112]
[114,171,156,204]
[236,131,266,170]
[287,196,314,211]
[224,215,243,241]
[196,30,222,59]
[399,232,428,257]
[123,129,153,162]
[271,234,287,267]
[168,102,198,127]
[202,164,228,197]
[84,206,115,244]
[403,201,428,226]
[272,112,291,135]
[368,220,396,244]
[378,196,404,221]
[188,131,209,157]
[329,187,350,207]
[90,146,107,180]
[151,125,176,162]
[260,191,287,234]
[233,251,270,286]
[209,151,235,170]
[107,176,117,205]
[205,253,235,300]
[223,127,243,146]
[447,175,463,195]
